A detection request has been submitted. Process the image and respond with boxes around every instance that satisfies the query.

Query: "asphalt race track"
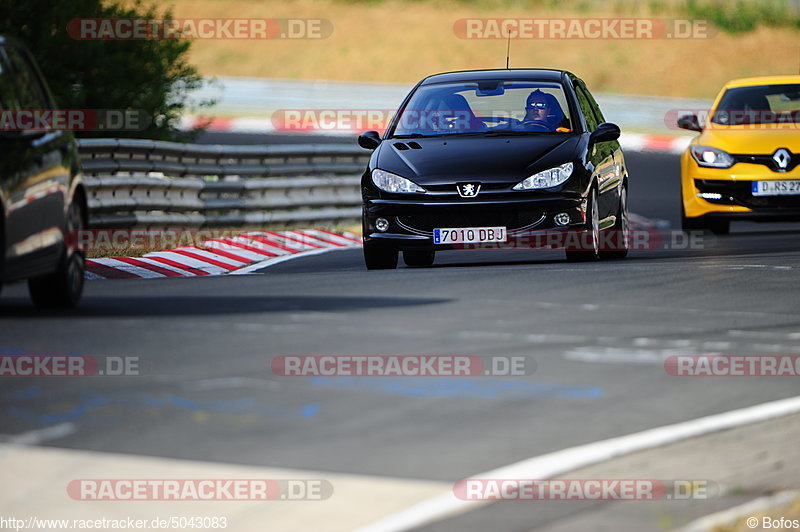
[2,137,799,530]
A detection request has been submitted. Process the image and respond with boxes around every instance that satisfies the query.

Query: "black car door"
[1,42,71,279]
[574,81,618,221]
[583,83,624,216]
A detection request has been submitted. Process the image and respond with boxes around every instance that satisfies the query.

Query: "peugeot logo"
[457,182,481,197]
[773,148,792,172]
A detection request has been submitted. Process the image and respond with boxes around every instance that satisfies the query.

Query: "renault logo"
[773,148,792,171]
[457,182,481,197]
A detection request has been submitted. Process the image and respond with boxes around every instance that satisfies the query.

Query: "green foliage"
[0,0,212,139]
[336,0,800,33]
[685,0,800,33]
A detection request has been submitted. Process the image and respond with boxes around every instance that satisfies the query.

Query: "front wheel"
[28,199,85,308]
[600,186,629,260]
[681,204,729,235]
[363,242,398,270]
[566,187,600,262]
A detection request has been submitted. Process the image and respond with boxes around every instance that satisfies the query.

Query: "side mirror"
[358,130,382,150]
[677,113,702,132]
[589,122,621,144]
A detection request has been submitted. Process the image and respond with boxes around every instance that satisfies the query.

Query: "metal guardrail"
[77,138,369,228]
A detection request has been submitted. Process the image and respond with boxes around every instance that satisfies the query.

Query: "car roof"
[420,69,571,85]
[723,75,800,89]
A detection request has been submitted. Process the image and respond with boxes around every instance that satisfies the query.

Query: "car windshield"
[711,84,800,125]
[390,80,573,137]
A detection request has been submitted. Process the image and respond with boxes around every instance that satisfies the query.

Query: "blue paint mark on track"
[308,377,603,399]
[7,392,320,425]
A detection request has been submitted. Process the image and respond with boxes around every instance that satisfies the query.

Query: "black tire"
[681,204,729,235]
[403,250,435,267]
[566,187,600,262]
[706,218,730,235]
[363,242,398,270]
[28,199,85,308]
[600,185,629,260]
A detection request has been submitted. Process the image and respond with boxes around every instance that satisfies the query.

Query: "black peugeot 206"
[358,69,629,269]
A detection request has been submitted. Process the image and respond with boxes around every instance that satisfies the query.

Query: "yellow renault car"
[678,75,800,234]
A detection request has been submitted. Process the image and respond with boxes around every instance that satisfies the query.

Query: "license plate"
[752,180,800,196]
[433,227,506,244]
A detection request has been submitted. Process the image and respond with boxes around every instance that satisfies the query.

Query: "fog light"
[375,218,390,232]
[554,213,571,226]
[697,192,722,200]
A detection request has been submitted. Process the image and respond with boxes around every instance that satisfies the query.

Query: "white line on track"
[728,330,800,340]
[230,245,360,275]
[0,423,76,447]
[355,395,800,532]
[146,251,229,274]
[174,246,246,267]
[182,377,280,391]
[89,258,166,278]
[563,346,708,364]
[128,256,201,276]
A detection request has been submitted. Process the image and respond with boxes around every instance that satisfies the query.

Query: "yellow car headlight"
[691,145,734,169]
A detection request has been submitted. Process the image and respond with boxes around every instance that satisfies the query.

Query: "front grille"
[733,153,800,173]
[397,210,544,234]
[695,179,800,208]
[423,182,511,193]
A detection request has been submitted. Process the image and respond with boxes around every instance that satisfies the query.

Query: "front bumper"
[681,150,800,220]
[363,195,587,250]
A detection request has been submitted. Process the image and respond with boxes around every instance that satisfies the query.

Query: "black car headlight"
[371,169,426,193]
[690,146,734,169]
[513,162,574,190]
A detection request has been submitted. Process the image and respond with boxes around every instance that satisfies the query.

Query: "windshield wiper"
[392,133,442,139]
[393,131,487,138]
[483,130,540,136]
[484,129,573,136]
[393,130,554,139]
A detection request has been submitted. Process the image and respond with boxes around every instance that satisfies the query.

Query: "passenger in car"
[435,93,484,132]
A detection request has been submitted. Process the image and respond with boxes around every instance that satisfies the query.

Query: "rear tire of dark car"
[403,250,435,268]
[28,200,85,308]
[600,186,629,260]
[364,242,398,270]
[566,187,600,262]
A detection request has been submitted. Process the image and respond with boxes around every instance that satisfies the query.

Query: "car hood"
[695,127,800,153]
[375,135,578,185]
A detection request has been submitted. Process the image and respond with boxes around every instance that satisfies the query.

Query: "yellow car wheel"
[680,199,730,235]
